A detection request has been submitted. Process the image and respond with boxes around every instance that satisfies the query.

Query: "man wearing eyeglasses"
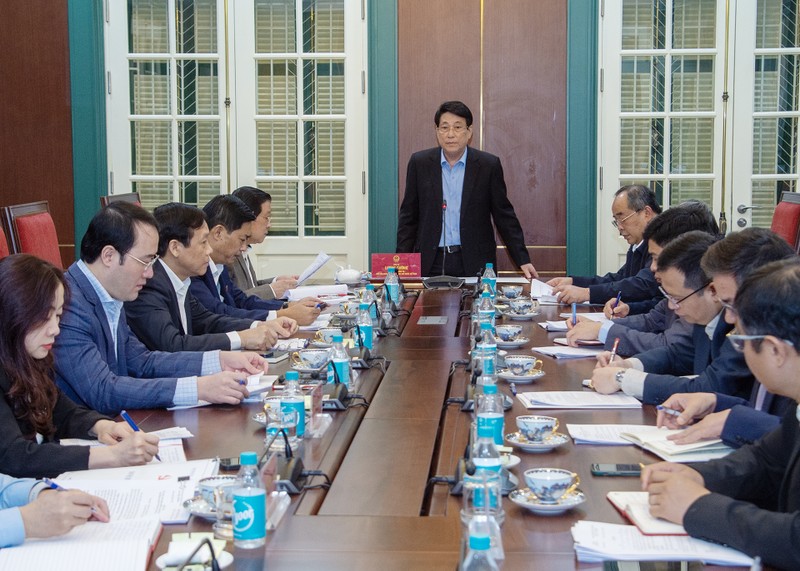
[396,100,537,278]
[653,228,796,449]
[641,258,800,570]
[590,231,755,405]
[549,185,662,306]
[53,203,268,415]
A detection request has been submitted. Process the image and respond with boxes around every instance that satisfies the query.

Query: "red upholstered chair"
[771,191,800,253]
[2,201,63,268]
[100,192,141,207]
[0,225,9,259]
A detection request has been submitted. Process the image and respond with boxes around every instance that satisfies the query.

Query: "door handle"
[737,204,766,214]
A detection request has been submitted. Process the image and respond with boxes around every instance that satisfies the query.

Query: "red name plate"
[371,253,421,279]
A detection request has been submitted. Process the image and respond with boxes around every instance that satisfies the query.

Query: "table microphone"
[423,199,464,289]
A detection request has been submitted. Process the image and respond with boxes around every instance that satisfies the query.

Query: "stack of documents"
[566,424,648,445]
[559,311,609,323]
[538,320,568,332]
[572,521,753,565]
[618,425,733,463]
[532,344,605,359]
[517,391,642,409]
[530,279,559,304]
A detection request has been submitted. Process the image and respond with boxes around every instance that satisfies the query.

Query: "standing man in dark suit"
[642,259,800,570]
[396,101,537,278]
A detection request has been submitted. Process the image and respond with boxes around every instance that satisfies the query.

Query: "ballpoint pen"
[609,337,620,363]
[656,405,682,417]
[120,409,161,462]
[43,479,103,516]
[571,303,577,326]
[611,292,622,318]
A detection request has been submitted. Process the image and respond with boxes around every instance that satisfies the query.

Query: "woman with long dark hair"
[0,254,159,478]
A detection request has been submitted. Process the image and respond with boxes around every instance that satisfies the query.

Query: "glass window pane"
[255,0,296,53]
[257,181,299,235]
[132,181,172,210]
[304,121,344,176]
[671,56,715,111]
[620,118,664,175]
[178,60,218,115]
[622,0,666,50]
[753,117,798,175]
[751,180,795,228]
[671,118,714,174]
[621,56,665,113]
[302,59,345,114]
[179,121,219,176]
[304,181,344,235]
[257,121,298,176]
[180,180,220,207]
[302,0,344,53]
[668,179,713,206]
[257,60,298,114]
[757,0,799,49]
[129,0,169,53]
[131,121,172,175]
[754,55,799,113]
[129,60,171,115]
[672,0,716,49]
[176,0,217,53]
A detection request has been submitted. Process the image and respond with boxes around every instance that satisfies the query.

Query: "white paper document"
[529,279,559,303]
[532,344,605,359]
[296,251,332,284]
[60,436,187,464]
[299,313,333,331]
[287,283,348,301]
[538,320,569,332]
[560,311,609,323]
[58,457,218,482]
[518,391,642,409]
[619,425,733,463]
[571,521,753,566]
[566,424,647,445]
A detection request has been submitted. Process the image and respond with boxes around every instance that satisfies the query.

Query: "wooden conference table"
[132,286,734,570]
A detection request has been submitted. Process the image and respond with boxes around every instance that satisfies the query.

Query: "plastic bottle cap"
[333,334,343,342]
[486,263,493,269]
[388,267,396,273]
[366,284,374,290]
[480,322,492,330]
[239,451,258,465]
[477,424,494,438]
[481,292,490,298]
[285,370,299,381]
[482,383,498,394]
[359,302,369,310]
[469,534,491,550]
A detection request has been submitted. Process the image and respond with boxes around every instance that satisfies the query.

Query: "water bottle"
[481,263,497,301]
[355,302,374,350]
[327,333,352,389]
[472,424,502,474]
[477,291,495,330]
[476,382,504,446]
[364,283,379,324]
[462,517,500,571]
[476,322,497,386]
[384,267,400,307]
[281,370,305,437]
[233,451,266,549]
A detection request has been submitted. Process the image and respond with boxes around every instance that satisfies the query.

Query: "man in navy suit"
[549,184,663,305]
[642,258,800,569]
[188,195,320,326]
[396,101,537,278]
[591,231,755,404]
[53,203,266,415]
[653,228,796,448]
[125,202,297,352]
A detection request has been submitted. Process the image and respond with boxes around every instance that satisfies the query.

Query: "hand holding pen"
[120,410,161,462]
[609,337,620,363]
[611,292,622,318]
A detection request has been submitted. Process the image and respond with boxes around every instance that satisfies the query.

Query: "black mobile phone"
[219,457,241,471]
[590,463,642,477]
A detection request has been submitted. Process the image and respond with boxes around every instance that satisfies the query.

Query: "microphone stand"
[423,199,464,289]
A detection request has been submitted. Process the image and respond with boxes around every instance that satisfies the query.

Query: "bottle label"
[472,457,502,473]
[477,413,505,446]
[233,488,266,541]
[386,283,399,304]
[481,353,496,376]
[281,398,305,436]
[466,473,500,510]
[330,359,350,385]
[478,309,495,328]
[368,302,378,321]
[357,324,373,350]
[482,277,497,296]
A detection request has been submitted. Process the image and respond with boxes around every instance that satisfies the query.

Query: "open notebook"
[619,425,733,463]
[607,491,687,535]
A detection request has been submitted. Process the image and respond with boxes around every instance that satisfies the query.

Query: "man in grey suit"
[53,202,266,415]
[396,101,537,278]
[228,186,298,299]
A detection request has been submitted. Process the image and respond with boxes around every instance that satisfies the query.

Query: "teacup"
[495,324,523,342]
[516,415,558,442]
[524,468,579,504]
[291,348,330,369]
[339,301,359,315]
[509,297,539,315]
[500,285,523,299]
[197,475,237,510]
[314,327,341,345]
[504,355,542,377]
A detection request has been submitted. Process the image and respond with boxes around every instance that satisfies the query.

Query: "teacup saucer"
[505,431,569,453]
[331,311,357,321]
[509,488,586,515]
[310,341,333,349]
[183,497,216,520]
[496,337,530,349]
[502,310,541,321]
[500,453,521,470]
[291,362,328,375]
[498,368,544,383]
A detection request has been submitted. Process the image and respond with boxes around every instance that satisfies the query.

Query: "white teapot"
[334,264,363,284]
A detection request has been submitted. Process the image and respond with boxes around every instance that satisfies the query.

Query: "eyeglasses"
[709,284,737,317]
[127,252,160,271]
[611,209,641,229]
[437,124,468,135]
[659,282,710,308]
[728,334,795,353]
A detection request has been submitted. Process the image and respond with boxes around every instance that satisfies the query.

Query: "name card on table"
[371,253,421,278]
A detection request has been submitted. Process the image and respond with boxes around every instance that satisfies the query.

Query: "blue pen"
[656,405,682,417]
[612,292,622,317]
[120,410,161,462]
[571,303,577,326]
[43,477,68,491]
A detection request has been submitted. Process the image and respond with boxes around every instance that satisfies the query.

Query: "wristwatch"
[614,369,625,390]
[282,302,290,309]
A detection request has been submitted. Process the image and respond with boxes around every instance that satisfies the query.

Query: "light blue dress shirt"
[439,148,467,248]
[0,475,47,548]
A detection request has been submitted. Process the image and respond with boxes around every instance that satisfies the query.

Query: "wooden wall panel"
[398,0,567,276]
[0,1,75,267]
